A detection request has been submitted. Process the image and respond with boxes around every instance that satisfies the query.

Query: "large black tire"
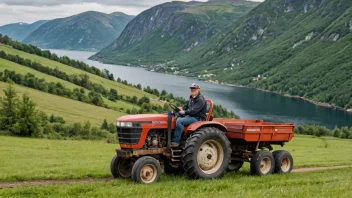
[228,160,244,172]
[182,127,232,179]
[272,150,293,174]
[250,150,275,176]
[164,161,185,175]
[131,156,161,183]
[110,155,133,179]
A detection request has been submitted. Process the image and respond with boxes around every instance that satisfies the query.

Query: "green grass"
[0,44,161,106]
[0,135,351,183]
[0,82,124,125]
[0,136,118,182]
[0,167,351,197]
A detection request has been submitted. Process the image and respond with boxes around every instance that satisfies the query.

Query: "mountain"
[90,0,260,64]
[0,20,48,41]
[23,11,134,51]
[92,0,352,110]
[174,0,352,110]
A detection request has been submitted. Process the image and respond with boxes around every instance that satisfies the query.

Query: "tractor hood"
[117,114,169,123]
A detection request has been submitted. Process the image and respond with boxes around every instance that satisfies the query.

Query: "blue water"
[48,49,352,129]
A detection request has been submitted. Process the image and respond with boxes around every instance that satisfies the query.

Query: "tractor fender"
[184,121,228,136]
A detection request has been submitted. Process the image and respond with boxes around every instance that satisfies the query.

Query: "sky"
[0,0,264,26]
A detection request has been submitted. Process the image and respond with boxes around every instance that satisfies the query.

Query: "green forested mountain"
[94,0,352,110]
[90,0,259,64]
[178,0,352,109]
[22,11,134,51]
[0,20,48,41]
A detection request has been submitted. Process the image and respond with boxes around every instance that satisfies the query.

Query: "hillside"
[95,0,352,110]
[23,11,134,51]
[176,0,352,110]
[0,42,170,126]
[90,0,259,65]
[0,20,48,41]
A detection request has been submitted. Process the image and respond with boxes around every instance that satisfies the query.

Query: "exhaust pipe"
[167,112,172,150]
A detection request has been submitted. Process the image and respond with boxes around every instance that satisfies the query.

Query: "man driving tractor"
[171,83,207,147]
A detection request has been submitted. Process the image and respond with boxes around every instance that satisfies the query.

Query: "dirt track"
[1,165,351,189]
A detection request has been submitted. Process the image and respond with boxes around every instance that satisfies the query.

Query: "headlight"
[119,122,133,127]
[126,122,133,127]
[116,121,121,127]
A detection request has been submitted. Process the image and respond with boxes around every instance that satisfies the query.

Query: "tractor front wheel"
[110,155,134,179]
[182,127,231,179]
[131,156,161,183]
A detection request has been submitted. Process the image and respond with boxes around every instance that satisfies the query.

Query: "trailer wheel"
[250,151,275,176]
[228,160,244,172]
[272,150,293,174]
[131,156,161,183]
[110,155,133,178]
[182,127,231,179]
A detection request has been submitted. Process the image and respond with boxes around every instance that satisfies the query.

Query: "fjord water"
[49,49,352,129]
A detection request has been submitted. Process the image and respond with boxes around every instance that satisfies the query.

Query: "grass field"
[1,168,351,197]
[0,44,160,107]
[0,135,351,183]
[0,82,124,125]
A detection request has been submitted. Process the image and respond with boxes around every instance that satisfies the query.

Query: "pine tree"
[101,119,108,130]
[16,93,39,136]
[0,82,19,130]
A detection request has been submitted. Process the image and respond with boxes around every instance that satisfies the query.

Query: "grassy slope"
[1,168,351,197]
[0,82,124,125]
[0,58,139,111]
[0,44,160,106]
[0,135,351,182]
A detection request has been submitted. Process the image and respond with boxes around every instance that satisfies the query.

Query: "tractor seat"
[205,100,213,121]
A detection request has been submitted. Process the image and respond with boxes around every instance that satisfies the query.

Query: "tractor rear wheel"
[272,150,293,174]
[110,155,134,178]
[131,156,161,183]
[250,151,275,176]
[228,160,244,172]
[182,127,231,179]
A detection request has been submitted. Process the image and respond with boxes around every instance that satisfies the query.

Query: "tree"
[333,127,341,137]
[108,123,116,134]
[138,96,150,105]
[101,119,108,130]
[16,93,40,137]
[108,88,119,101]
[131,96,138,104]
[0,82,19,130]
[161,89,167,96]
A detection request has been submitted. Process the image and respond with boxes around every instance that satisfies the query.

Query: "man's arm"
[185,98,205,116]
[182,102,189,111]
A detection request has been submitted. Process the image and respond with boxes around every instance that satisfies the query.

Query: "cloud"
[0,0,262,26]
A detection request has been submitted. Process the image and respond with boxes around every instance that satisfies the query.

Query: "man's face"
[191,88,199,97]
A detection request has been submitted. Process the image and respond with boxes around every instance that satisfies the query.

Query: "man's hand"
[179,110,185,115]
[178,107,183,111]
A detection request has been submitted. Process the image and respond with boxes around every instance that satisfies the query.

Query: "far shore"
[71,56,352,114]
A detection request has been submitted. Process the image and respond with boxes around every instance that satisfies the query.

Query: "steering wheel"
[169,103,180,113]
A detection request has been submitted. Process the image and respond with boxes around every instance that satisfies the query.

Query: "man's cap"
[190,83,200,89]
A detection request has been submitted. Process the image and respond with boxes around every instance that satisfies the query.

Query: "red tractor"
[111,100,294,183]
